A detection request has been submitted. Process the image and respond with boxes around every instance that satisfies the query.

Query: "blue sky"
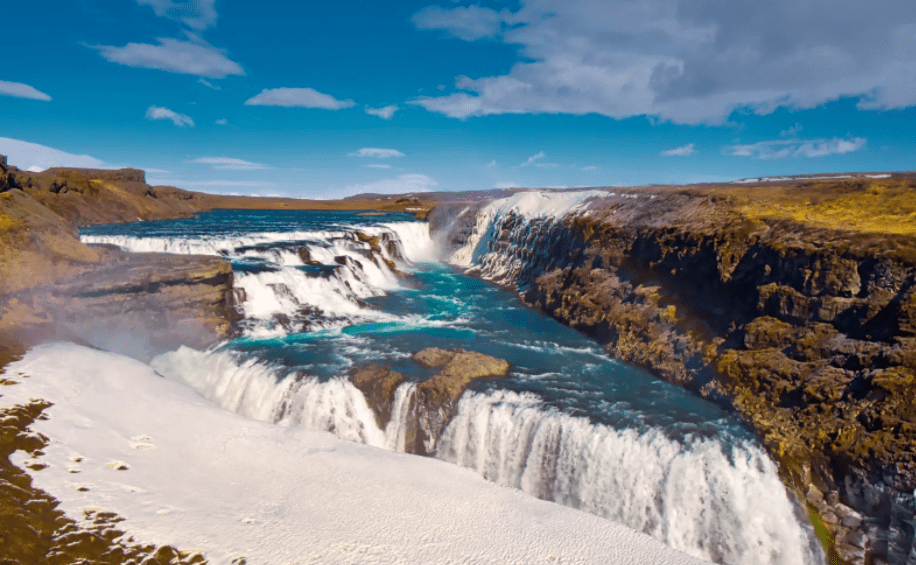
[1,0,915,198]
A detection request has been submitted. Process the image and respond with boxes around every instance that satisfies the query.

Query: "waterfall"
[434,390,821,565]
[152,347,823,565]
[84,222,434,337]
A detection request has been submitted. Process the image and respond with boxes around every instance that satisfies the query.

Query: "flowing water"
[81,206,825,565]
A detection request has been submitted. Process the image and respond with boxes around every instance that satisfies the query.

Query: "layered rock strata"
[0,159,237,361]
[434,185,916,565]
[349,347,510,455]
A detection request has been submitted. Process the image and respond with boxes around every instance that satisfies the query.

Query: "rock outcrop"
[349,347,510,454]
[0,158,237,362]
[437,177,916,565]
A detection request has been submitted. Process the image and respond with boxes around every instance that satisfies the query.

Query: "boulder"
[348,365,407,428]
[411,347,458,369]
[349,348,511,455]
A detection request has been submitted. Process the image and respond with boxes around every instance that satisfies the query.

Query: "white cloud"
[0,137,106,171]
[344,174,438,195]
[412,5,512,41]
[136,0,217,30]
[362,164,392,169]
[96,37,244,78]
[215,118,228,125]
[487,160,497,167]
[410,0,916,124]
[146,106,195,127]
[350,148,406,158]
[198,77,220,90]
[0,79,51,101]
[582,165,598,171]
[520,151,545,166]
[727,137,866,159]
[366,105,399,119]
[661,143,695,156]
[245,88,355,109]
[534,162,559,168]
[190,157,265,170]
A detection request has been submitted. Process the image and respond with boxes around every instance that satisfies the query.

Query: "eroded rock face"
[348,365,407,429]
[408,349,510,454]
[348,348,510,455]
[447,190,916,565]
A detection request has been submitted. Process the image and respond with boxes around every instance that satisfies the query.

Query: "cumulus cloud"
[411,0,916,124]
[487,160,497,167]
[190,157,265,170]
[136,0,217,30]
[412,5,514,40]
[0,137,106,171]
[366,105,399,119]
[0,79,51,101]
[96,37,244,78]
[350,148,406,158]
[727,137,866,159]
[146,106,195,127]
[661,143,695,156]
[215,118,228,125]
[520,151,545,166]
[245,88,355,109]
[345,173,438,195]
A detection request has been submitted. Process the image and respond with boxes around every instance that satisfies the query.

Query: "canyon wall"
[0,158,235,362]
[432,182,916,565]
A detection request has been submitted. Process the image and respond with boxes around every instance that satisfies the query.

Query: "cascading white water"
[152,347,388,447]
[448,190,608,285]
[432,390,821,565]
[152,346,822,565]
[126,202,824,565]
[84,222,434,337]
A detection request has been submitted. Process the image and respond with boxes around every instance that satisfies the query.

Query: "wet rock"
[411,347,458,369]
[348,365,407,429]
[408,349,510,455]
[350,348,510,456]
[443,184,916,563]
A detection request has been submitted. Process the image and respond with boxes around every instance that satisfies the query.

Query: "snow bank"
[4,343,709,565]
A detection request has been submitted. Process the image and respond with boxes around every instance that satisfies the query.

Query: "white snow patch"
[4,342,709,565]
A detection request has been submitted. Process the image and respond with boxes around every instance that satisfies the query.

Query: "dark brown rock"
[348,365,407,428]
[449,182,916,565]
[411,347,458,369]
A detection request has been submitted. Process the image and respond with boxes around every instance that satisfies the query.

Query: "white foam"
[5,342,710,565]
[82,222,434,337]
[152,348,822,565]
[434,391,823,565]
[449,190,605,269]
[81,230,345,256]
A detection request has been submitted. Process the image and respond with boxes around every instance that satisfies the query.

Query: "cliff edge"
[0,157,236,362]
[437,175,916,565]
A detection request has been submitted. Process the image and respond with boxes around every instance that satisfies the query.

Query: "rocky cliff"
[434,177,916,565]
[0,158,237,363]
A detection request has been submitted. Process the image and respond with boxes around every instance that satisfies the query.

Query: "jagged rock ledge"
[431,179,916,565]
[349,347,510,455]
